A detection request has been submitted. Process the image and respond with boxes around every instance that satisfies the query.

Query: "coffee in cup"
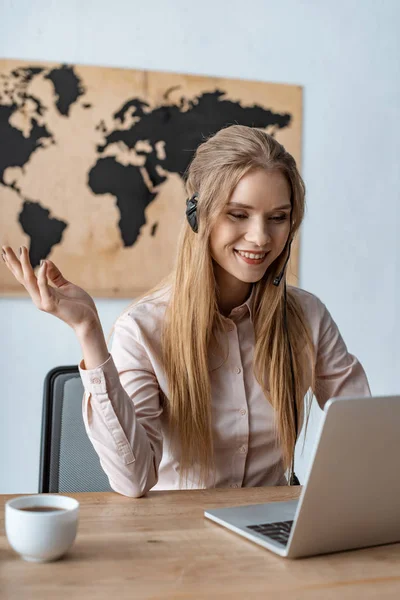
[20,506,66,512]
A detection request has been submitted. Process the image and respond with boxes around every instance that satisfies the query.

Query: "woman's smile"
[234,249,269,265]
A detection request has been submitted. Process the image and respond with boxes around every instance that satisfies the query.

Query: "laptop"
[205,395,400,558]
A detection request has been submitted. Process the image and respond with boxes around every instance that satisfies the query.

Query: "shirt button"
[239,445,247,454]
[235,367,241,375]
[91,377,101,384]
[240,408,247,416]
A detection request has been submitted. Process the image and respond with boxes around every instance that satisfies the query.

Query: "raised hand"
[2,246,100,333]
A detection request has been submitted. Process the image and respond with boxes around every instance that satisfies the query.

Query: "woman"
[2,125,370,497]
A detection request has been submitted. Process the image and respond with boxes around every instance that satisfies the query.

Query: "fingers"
[2,246,41,306]
[2,246,69,314]
[37,260,55,311]
[19,246,41,304]
[2,246,24,283]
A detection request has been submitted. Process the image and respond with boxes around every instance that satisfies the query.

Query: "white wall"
[1,0,399,493]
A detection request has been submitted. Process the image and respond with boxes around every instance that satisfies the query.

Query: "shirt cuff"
[79,354,120,396]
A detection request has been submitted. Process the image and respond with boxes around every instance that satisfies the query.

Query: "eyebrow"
[228,202,292,211]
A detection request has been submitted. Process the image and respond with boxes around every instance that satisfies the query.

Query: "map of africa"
[0,60,302,296]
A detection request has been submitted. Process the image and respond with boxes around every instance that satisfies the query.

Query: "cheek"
[273,225,291,250]
[210,222,239,256]
[209,228,223,259]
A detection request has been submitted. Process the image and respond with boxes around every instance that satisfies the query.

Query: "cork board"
[0,59,302,297]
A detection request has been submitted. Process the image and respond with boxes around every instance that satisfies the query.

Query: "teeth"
[237,250,266,260]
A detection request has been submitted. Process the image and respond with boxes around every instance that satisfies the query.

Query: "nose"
[244,217,271,248]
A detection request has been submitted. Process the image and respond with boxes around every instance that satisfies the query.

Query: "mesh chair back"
[39,366,112,493]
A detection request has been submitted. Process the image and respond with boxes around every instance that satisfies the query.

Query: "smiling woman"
[210,169,292,315]
[1,125,371,498]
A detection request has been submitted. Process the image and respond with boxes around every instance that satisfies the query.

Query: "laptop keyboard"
[246,520,294,546]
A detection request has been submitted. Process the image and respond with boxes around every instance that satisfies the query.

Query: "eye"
[228,213,247,220]
[270,214,289,223]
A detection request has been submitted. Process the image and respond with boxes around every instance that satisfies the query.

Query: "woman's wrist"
[74,319,110,370]
[73,317,102,340]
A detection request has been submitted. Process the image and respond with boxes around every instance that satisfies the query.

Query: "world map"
[0,61,301,295]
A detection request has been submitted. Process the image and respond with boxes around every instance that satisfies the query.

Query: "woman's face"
[209,168,292,287]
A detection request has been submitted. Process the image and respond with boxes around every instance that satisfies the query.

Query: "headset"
[185,194,300,485]
[185,193,199,233]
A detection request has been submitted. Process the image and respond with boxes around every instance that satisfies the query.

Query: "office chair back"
[39,366,112,493]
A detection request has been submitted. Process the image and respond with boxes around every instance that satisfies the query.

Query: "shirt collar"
[226,285,255,323]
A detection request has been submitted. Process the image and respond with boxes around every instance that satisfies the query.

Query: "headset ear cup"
[185,194,199,233]
[187,209,198,232]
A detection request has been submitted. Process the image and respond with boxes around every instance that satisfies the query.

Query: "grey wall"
[1,0,399,492]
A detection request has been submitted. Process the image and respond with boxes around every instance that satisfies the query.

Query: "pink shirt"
[79,287,370,497]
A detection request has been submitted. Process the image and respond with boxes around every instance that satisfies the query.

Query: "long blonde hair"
[160,125,315,486]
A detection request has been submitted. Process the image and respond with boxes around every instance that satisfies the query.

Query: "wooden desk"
[1,487,400,599]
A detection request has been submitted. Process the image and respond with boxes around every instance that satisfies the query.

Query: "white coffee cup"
[5,494,79,562]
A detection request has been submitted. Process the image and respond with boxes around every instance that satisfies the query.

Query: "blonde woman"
[2,125,370,497]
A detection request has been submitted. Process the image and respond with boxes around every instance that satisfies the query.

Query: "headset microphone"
[273,239,292,286]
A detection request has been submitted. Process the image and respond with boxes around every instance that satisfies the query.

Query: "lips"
[234,249,268,265]
[236,250,266,260]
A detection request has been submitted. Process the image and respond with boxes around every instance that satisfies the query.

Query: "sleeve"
[312,298,371,409]
[79,314,163,498]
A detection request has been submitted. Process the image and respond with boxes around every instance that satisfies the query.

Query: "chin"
[233,270,268,284]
